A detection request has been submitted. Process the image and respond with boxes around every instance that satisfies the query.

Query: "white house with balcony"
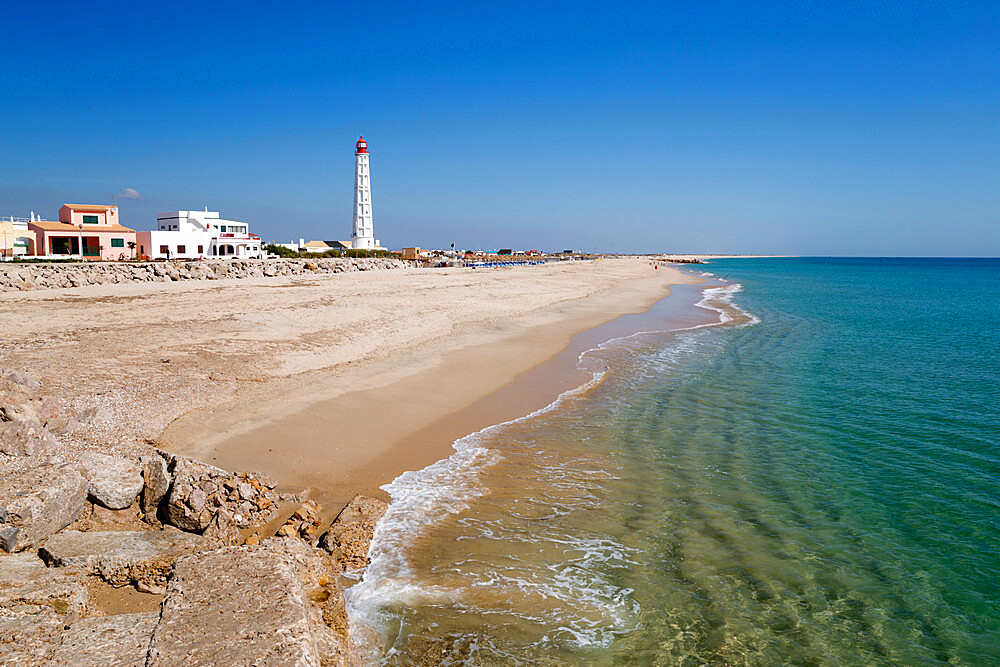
[136,209,263,260]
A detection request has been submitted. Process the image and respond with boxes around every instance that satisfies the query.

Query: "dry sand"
[1,258,700,512]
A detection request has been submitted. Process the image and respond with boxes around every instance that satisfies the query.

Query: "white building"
[352,136,379,250]
[136,209,263,260]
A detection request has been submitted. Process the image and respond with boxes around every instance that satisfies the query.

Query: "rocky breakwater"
[0,257,409,292]
[0,366,389,665]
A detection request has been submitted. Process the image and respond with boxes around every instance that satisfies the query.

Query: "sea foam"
[345,280,758,659]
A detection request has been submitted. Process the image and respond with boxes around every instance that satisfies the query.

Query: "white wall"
[137,231,214,259]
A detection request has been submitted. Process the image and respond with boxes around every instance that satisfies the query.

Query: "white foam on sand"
[345,281,759,659]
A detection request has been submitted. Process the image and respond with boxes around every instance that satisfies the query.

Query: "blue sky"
[2,1,997,254]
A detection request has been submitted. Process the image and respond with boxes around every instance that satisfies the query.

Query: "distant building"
[402,247,421,260]
[136,209,262,260]
[29,204,136,260]
[0,215,34,257]
[352,136,378,250]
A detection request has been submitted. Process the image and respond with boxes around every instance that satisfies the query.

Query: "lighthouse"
[352,135,376,249]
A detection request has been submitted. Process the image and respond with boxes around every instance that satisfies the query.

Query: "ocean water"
[347,258,1000,665]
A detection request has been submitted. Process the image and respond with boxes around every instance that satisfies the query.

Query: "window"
[177,245,186,254]
[160,245,169,254]
[140,245,144,254]
[197,245,204,253]
[110,238,124,248]
[82,215,99,224]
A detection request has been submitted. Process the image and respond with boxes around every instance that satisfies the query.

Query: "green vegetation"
[263,244,395,259]
[263,243,300,258]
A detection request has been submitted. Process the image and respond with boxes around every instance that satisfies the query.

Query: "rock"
[43,413,80,436]
[140,453,171,521]
[0,552,51,585]
[164,458,279,533]
[78,452,144,510]
[318,494,388,571]
[0,552,89,622]
[163,458,227,532]
[47,612,159,667]
[279,489,310,503]
[278,500,323,545]
[202,508,241,546]
[0,464,88,552]
[5,370,41,388]
[146,538,347,666]
[75,405,112,425]
[0,579,88,623]
[91,502,142,524]
[0,420,59,456]
[0,612,65,667]
[0,402,33,422]
[39,529,207,591]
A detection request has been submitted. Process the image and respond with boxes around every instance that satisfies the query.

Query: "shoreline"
[0,257,741,662]
[158,263,707,513]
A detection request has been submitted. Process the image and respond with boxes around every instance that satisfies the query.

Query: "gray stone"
[140,452,170,520]
[78,452,144,510]
[163,457,227,532]
[0,552,50,585]
[48,612,159,667]
[0,420,59,456]
[5,370,41,388]
[39,529,207,590]
[318,494,388,572]
[0,553,89,622]
[146,538,347,666]
[75,405,112,425]
[0,612,65,667]
[0,579,88,622]
[0,464,87,552]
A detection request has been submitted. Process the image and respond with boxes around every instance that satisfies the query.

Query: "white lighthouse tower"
[352,135,376,249]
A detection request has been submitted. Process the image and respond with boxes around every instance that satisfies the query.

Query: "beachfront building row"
[136,209,263,260]
[3,204,262,260]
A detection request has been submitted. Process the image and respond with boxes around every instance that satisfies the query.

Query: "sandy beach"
[1,258,700,512]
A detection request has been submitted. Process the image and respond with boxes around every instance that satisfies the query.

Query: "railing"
[83,248,101,256]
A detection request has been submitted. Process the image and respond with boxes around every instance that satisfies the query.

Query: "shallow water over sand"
[348,258,1000,665]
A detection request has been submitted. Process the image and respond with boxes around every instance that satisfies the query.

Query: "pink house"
[29,204,137,260]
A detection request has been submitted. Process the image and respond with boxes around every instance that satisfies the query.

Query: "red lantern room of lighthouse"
[355,136,368,154]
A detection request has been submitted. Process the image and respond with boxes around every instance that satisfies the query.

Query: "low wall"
[0,258,410,292]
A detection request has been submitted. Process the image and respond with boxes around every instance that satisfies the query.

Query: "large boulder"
[0,552,89,623]
[0,420,59,457]
[47,612,159,667]
[78,452,144,510]
[0,464,88,552]
[39,529,207,593]
[318,494,388,571]
[0,612,65,667]
[140,452,171,520]
[146,538,347,666]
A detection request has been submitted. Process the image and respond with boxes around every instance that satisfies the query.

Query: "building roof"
[302,240,331,248]
[61,204,117,211]
[29,220,135,233]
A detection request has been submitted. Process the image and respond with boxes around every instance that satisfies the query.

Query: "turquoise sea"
[348,258,1000,665]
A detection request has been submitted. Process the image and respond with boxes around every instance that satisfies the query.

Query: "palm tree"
[127,241,136,260]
